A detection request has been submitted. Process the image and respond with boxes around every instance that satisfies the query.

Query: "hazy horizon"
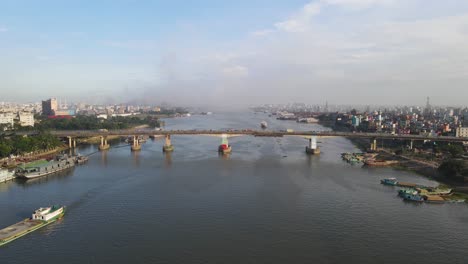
[1,0,468,106]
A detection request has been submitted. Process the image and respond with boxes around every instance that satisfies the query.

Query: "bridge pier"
[163,135,174,152]
[370,138,378,151]
[218,134,231,154]
[305,136,320,155]
[67,137,77,148]
[131,135,142,151]
[410,140,414,150]
[98,136,110,150]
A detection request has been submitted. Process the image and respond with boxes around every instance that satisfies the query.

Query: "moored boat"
[15,155,75,179]
[260,121,268,129]
[398,188,418,197]
[364,160,399,167]
[75,155,89,165]
[381,178,398,186]
[0,169,15,183]
[0,205,65,246]
[402,194,425,202]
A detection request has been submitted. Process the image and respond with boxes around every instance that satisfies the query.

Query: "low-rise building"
[456,127,468,138]
[18,112,35,127]
[0,112,15,129]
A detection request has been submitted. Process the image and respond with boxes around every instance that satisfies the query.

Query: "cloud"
[251,29,275,36]
[222,65,249,77]
[275,2,321,32]
[0,26,8,32]
[322,0,395,9]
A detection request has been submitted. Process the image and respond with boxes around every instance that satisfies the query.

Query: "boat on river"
[0,205,65,246]
[15,155,75,179]
[402,194,425,202]
[381,178,398,186]
[0,169,15,183]
[260,121,268,129]
[398,188,418,197]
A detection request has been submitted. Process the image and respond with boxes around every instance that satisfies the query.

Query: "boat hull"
[0,208,65,247]
[16,164,74,179]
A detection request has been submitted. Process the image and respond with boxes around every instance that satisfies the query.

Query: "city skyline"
[1,0,468,106]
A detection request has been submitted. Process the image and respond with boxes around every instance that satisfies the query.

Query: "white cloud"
[251,29,275,36]
[322,0,395,9]
[0,26,8,32]
[275,2,321,32]
[222,65,249,77]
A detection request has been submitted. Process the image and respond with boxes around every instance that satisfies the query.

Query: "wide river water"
[1,112,467,264]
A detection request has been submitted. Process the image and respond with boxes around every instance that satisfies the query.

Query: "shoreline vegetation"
[317,118,468,202]
[1,115,162,167]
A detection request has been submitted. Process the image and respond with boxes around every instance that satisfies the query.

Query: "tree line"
[0,133,63,158]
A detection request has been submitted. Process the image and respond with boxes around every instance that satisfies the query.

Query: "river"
[1,112,467,264]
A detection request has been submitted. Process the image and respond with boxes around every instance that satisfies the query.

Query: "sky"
[1,0,468,107]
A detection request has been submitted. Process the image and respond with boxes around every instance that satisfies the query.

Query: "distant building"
[0,112,15,129]
[53,109,76,116]
[351,115,360,127]
[96,114,108,119]
[42,98,58,116]
[18,112,34,127]
[456,127,468,138]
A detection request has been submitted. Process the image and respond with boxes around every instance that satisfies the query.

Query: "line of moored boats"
[380,178,464,203]
[341,152,399,167]
[0,154,88,182]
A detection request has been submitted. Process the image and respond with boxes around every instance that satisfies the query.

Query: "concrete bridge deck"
[9,129,468,142]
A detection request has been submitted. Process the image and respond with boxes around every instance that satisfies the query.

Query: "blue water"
[1,112,467,264]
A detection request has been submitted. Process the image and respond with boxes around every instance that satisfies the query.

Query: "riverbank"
[0,144,69,169]
[318,120,468,198]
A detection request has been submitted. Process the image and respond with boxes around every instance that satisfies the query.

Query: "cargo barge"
[0,205,65,246]
[15,155,75,179]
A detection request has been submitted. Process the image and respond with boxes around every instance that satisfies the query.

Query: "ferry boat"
[381,178,398,186]
[0,205,65,246]
[15,155,75,179]
[0,169,15,183]
[260,121,268,129]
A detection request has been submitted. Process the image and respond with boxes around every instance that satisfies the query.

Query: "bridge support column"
[68,136,73,148]
[163,135,174,152]
[73,139,77,148]
[218,134,231,154]
[305,136,320,155]
[131,135,141,151]
[99,136,110,150]
[410,140,414,150]
[370,138,377,151]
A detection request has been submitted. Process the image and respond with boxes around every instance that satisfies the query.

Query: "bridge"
[9,129,468,154]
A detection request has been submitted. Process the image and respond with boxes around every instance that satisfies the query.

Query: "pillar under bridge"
[99,136,110,151]
[305,136,320,155]
[162,135,174,152]
[67,137,77,148]
[131,135,141,151]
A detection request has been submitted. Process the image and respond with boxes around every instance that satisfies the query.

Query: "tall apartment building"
[42,98,58,116]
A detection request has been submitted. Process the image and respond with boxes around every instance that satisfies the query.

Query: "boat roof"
[22,159,49,168]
